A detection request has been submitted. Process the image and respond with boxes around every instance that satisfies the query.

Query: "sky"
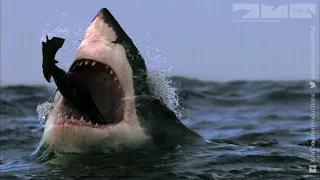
[1,0,319,85]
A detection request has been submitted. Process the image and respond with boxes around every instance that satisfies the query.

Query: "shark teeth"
[73,60,117,72]
[57,114,106,127]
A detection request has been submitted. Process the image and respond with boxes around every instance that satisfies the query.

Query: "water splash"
[134,30,182,117]
[36,102,54,127]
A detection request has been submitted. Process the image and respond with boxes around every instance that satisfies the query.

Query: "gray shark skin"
[36,8,204,155]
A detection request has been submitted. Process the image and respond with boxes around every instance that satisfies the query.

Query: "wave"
[1,77,319,116]
[1,85,54,116]
[170,76,320,106]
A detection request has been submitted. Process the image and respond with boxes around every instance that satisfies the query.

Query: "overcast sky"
[1,0,319,85]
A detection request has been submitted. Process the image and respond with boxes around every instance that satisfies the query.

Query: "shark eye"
[112,38,122,44]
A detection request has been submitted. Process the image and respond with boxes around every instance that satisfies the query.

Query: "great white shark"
[39,8,203,154]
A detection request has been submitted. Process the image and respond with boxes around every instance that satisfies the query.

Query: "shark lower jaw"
[52,105,122,129]
[43,92,151,153]
[43,110,150,153]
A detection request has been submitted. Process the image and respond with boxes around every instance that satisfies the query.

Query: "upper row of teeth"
[73,60,119,82]
[75,60,97,67]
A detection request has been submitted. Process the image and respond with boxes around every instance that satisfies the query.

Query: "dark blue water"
[1,77,319,179]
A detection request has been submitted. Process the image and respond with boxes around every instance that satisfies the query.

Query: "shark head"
[41,8,202,154]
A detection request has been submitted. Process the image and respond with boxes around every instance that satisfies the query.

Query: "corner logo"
[310,81,317,89]
[233,3,317,19]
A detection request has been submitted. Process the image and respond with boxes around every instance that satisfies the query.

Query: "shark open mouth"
[56,59,125,127]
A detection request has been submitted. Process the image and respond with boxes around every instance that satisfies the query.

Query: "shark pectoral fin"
[137,98,203,147]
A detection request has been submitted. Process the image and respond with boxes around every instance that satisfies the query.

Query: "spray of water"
[36,90,61,127]
[38,8,88,69]
[134,30,183,117]
[134,30,183,116]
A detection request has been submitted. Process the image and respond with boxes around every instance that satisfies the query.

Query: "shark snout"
[84,8,118,42]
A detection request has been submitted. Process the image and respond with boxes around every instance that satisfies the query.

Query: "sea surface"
[0,77,319,180]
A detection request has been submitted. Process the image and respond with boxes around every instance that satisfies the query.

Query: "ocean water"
[0,77,319,179]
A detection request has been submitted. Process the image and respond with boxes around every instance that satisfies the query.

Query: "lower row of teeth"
[62,115,100,126]
[73,60,121,89]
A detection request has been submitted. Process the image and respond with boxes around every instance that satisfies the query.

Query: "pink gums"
[54,117,110,129]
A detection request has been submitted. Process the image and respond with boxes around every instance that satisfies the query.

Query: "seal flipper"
[42,35,65,82]
[43,35,65,57]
